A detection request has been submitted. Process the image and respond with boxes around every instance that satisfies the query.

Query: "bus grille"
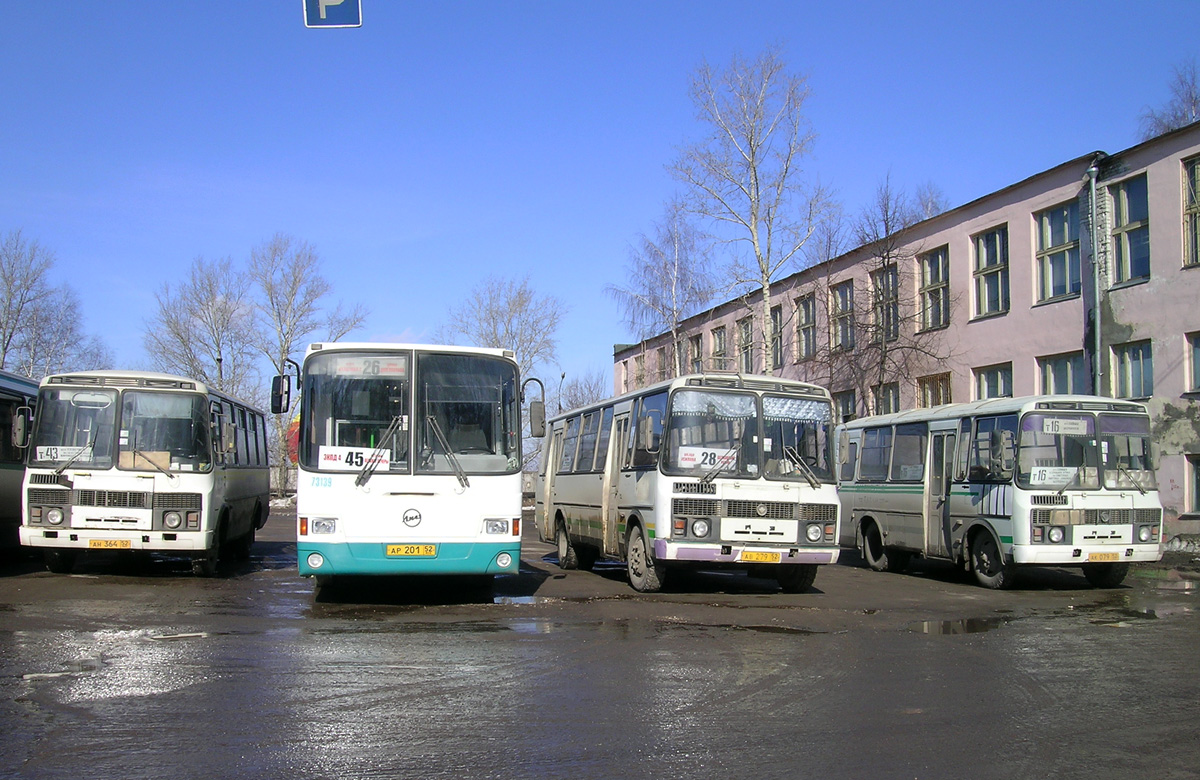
[673,498,719,516]
[29,473,64,485]
[674,482,717,495]
[154,493,203,510]
[1030,494,1069,506]
[1032,508,1163,525]
[798,503,838,524]
[28,489,70,504]
[74,490,151,509]
[727,500,795,520]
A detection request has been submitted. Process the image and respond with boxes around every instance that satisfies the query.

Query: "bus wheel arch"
[625,519,665,593]
[860,517,909,573]
[555,511,579,570]
[967,524,1016,590]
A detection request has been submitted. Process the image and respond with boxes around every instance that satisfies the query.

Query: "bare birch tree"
[0,229,55,370]
[249,233,366,492]
[670,46,833,376]
[143,256,261,401]
[606,200,713,376]
[1140,58,1200,141]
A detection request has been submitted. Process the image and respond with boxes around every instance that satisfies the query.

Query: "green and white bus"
[0,369,38,550]
[536,373,841,593]
[837,395,1163,589]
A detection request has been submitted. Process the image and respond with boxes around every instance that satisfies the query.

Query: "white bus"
[18,371,270,575]
[837,395,1163,589]
[0,369,38,550]
[273,343,544,582]
[536,373,841,593]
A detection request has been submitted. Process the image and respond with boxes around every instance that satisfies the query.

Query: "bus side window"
[558,416,580,474]
[858,426,892,482]
[969,414,1018,481]
[889,423,928,482]
[955,418,971,481]
[840,441,858,482]
[593,407,613,471]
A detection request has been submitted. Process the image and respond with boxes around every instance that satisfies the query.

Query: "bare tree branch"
[1140,58,1200,141]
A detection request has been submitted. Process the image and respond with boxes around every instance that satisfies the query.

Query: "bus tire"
[777,563,817,593]
[556,521,579,570]
[1082,562,1129,588]
[970,529,1016,590]
[192,547,218,577]
[44,550,76,574]
[576,545,598,572]
[862,520,907,573]
[626,526,665,593]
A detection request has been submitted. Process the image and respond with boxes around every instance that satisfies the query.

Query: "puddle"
[493,596,541,605]
[1154,580,1198,592]
[910,617,1010,635]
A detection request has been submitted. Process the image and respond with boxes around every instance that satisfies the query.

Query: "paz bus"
[536,373,841,593]
[272,343,544,583]
[837,394,1163,589]
[18,370,270,575]
[0,369,38,550]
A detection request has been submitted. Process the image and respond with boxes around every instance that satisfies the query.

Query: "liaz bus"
[272,343,544,583]
[536,373,841,593]
[0,369,38,550]
[837,395,1164,589]
[18,371,270,575]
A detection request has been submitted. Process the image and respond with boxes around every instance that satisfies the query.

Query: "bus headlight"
[46,508,65,526]
[310,518,336,534]
[164,511,183,530]
[1137,525,1153,543]
[485,519,510,535]
[1048,526,1066,544]
[806,523,823,543]
[307,553,325,569]
[691,519,710,538]
[496,552,513,569]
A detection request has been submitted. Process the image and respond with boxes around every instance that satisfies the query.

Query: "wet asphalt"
[0,512,1197,779]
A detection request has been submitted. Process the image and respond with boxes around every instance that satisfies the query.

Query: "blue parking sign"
[303,0,362,28]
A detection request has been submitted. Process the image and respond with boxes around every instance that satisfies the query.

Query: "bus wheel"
[228,529,255,562]
[576,546,598,572]
[776,564,817,593]
[1083,562,1130,588]
[970,531,1016,590]
[556,522,579,570]
[192,547,218,577]
[626,527,665,593]
[862,521,906,573]
[44,550,76,574]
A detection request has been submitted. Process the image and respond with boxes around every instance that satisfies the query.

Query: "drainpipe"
[1086,161,1103,396]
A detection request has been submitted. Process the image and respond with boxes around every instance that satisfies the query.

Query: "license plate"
[386,544,437,557]
[741,550,781,563]
[89,539,132,550]
[1088,552,1119,563]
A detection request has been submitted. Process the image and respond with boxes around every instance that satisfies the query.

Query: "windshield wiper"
[1113,462,1147,495]
[129,447,177,481]
[355,415,403,488]
[54,436,96,476]
[1056,464,1084,496]
[784,445,821,489]
[426,416,469,489]
[700,442,739,484]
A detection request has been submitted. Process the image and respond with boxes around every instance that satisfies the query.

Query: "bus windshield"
[29,388,118,470]
[664,389,758,478]
[1099,413,1158,491]
[415,353,521,475]
[1017,413,1099,491]
[762,395,835,483]
[119,391,213,472]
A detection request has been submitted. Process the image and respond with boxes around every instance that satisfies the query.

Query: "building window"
[973,226,1009,317]
[919,246,950,331]
[833,390,857,423]
[1185,158,1200,268]
[873,382,900,415]
[1113,340,1153,398]
[621,360,630,392]
[918,373,951,408]
[1035,200,1081,301]
[871,264,899,342]
[1039,352,1087,395]
[737,316,754,373]
[656,347,668,381]
[975,363,1013,400]
[1111,175,1150,284]
[770,305,783,370]
[711,326,727,370]
[1190,455,1200,513]
[688,334,703,374]
[795,294,816,360]
[634,355,645,387]
[831,280,855,352]
[1190,332,1200,392]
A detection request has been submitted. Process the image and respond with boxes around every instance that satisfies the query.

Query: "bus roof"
[0,368,38,399]
[40,369,263,412]
[839,394,1149,430]
[548,372,832,424]
[303,342,516,361]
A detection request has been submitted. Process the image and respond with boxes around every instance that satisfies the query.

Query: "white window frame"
[1035,201,1081,302]
[737,316,754,373]
[871,264,899,342]
[919,246,950,331]
[831,280,855,352]
[1113,340,1153,399]
[1110,175,1150,284]
[1185,157,1200,268]
[974,363,1013,400]
[872,382,900,415]
[918,373,951,408]
[1039,351,1086,395]
[795,294,816,361]
[973,225,1010,317]
[711,326,727,370]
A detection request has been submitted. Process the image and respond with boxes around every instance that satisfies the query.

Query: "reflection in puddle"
[494,596,541,605]
[911,617,1010,635]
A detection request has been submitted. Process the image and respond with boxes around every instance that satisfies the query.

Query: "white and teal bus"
[18,371,270,575]
[0,369,38,550]
[274,343,543,582]
[536,373,841,593]
[837,395,1163,589]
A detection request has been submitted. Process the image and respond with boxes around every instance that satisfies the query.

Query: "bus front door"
[601,414,629,557]
[925,433,955,559]
[540,429,563,542]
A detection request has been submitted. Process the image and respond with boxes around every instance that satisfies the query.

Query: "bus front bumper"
[297,540,521,577]
[18,526,215,553]
[655,540,839,565]
[1012,544,1163,565]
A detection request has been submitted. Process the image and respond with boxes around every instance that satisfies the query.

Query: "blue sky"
[1,1,1196,390]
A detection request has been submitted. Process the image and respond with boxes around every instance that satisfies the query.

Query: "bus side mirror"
[528,400,546,438]
[223,422,236,452]
[638,413,661,453]
[12,406,30,449]
[271,375,291,415]
[838,429,849,464]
